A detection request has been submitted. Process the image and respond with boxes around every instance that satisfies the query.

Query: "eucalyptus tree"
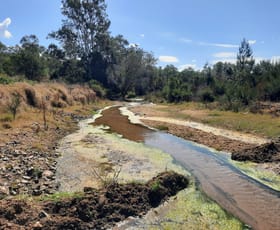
[49,0,111,83]
[14,35,46,80]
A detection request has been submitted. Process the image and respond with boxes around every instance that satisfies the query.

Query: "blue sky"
[1,0,280,70]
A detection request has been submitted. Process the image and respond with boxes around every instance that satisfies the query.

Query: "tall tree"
[237,38,255,73]
[234,38,256,105]
[14,35,46,80]
[49,0,111,83]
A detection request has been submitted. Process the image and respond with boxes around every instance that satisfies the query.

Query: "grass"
[37,191,84,202]
[153,102,280,138]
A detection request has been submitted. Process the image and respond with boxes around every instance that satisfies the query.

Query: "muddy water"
[93,106,151,142]
[94,106,280,230]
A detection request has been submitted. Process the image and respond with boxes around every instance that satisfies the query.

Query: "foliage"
[0,3,280,111]
[0,75,14,84]
[89,79,107,98]
[7,93,21,120]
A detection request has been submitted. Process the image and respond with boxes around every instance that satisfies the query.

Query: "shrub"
[7,93,21,120]
[0,75,13,85]
[89,80,106,98]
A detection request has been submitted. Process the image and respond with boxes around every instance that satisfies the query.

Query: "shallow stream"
[93,106,280,230]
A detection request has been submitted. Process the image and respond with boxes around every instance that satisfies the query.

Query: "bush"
[0,75,13,85]
[89,80,106,98]
[7,93,21,120]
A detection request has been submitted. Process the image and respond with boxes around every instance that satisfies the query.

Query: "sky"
[1,0,280,70]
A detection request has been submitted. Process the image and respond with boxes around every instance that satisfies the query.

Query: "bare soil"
[0,172,188,230]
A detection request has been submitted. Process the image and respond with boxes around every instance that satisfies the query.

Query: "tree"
[234,38,256,105]
[49,0,111,83]
[14,35,46,80]
[237,38,255,72]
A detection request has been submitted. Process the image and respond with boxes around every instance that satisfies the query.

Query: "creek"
[93,106,280,230]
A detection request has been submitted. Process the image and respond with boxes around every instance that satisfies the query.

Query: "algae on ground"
[157,186,245,230]
[231,160,280,191]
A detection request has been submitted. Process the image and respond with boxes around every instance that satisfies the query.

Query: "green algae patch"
[231,160,280,191]
[90,130,190,184]
[158,187,244,230]
[122,183,245,230]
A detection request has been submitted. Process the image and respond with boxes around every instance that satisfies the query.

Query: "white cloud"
[140,34,145,38]
[0,18,12,38]
[213,52,235,58]
[159,55,179,63]
[180,38,192,43]
[248,40,256,45]
[178,64,196,71]
[129,43,140,48]
[199,42,238,48]
[212,58,237,64]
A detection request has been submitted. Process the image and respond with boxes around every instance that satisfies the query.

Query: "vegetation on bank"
[0,0,280,112]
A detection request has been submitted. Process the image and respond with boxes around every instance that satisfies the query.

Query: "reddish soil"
[0,172,188,230]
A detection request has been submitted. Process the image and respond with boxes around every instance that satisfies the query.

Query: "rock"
[38,210,50,219]
[42,170,54,179]
[21,179,30,184]
[32,189,42,196]
[0,186,9,195]
[22,176,32,180]
[33,221,43,229]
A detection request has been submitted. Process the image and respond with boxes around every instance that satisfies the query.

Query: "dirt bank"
[0,172,188,230]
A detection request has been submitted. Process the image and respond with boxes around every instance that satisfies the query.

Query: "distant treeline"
[1,0,280,111]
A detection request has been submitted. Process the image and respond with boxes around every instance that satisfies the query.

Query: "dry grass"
[0,82,96,112]
[0,82,112,150]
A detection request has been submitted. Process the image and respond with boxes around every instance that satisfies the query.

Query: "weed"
[150,181,161,192]
[156,125,169,131]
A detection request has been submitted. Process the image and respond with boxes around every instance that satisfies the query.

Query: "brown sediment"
[92,106,153,142]
[232,142,280,163]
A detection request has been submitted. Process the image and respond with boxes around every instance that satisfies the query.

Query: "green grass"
[202,110,280,138]
[155,102,280,138]
[37,191,84,202]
